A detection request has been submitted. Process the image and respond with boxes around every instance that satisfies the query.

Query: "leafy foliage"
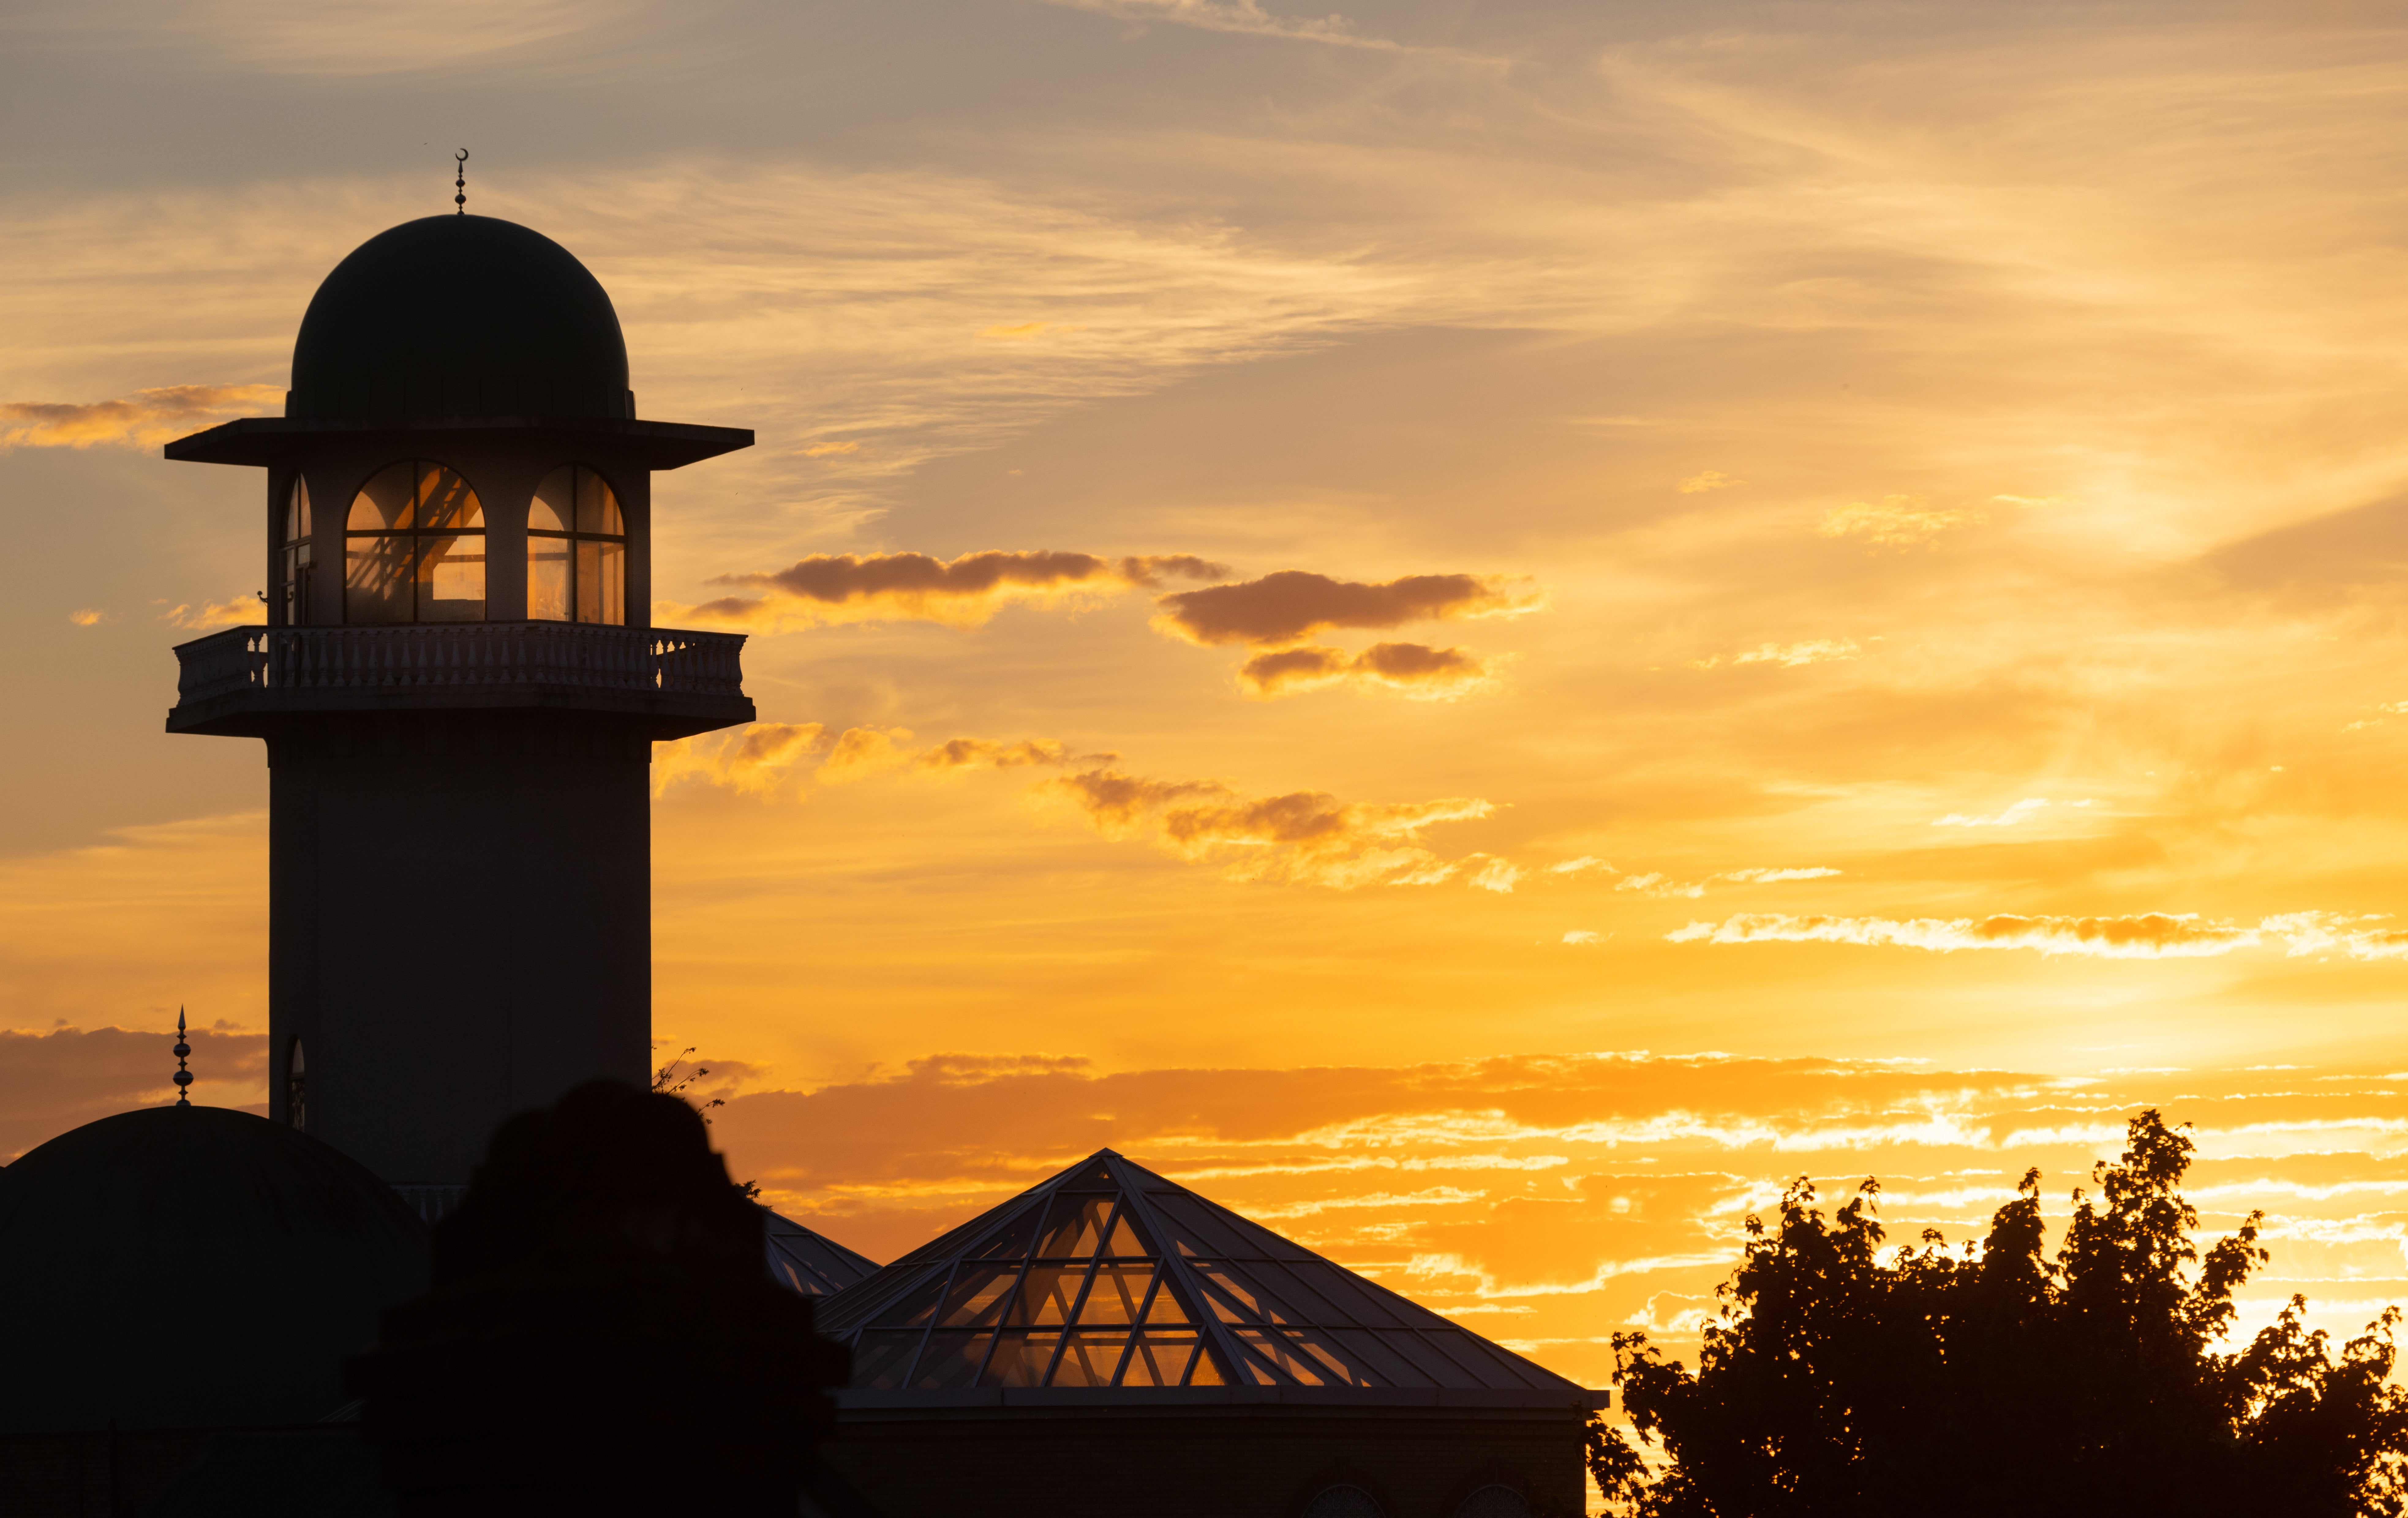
[1591,1110,2408,1517]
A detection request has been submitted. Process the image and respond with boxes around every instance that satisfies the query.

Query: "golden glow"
[11,1,2408,1436]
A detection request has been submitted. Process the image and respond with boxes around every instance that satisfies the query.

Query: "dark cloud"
[0,1024,266,1159]
[1153,570,1539,647]
[689,550,1229,628]
[1237,640,1496,698]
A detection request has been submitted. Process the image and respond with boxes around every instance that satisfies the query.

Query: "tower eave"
[164,415,755,471]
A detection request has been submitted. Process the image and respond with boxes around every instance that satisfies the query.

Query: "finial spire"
[172,1007,192,1107]
[455,149,469,215]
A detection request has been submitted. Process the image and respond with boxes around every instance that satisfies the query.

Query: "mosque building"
[0,193,1601,1517]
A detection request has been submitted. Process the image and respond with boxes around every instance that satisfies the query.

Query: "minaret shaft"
[266,711,652,1185]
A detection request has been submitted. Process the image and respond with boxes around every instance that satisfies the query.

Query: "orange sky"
[9,0,2408,1440]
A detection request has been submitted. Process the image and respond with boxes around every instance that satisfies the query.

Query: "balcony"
[167,623,754,740]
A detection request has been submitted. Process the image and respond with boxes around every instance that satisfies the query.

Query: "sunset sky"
[10,0,2408,1431]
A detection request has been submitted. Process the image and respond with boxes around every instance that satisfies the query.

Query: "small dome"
[288,215,632,422]
[0,1105,429,1434]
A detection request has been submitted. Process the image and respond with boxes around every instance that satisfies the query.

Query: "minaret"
[161,209,754,1198]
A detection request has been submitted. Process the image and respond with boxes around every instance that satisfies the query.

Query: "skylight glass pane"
[869,1270,949,1328]
[980,1329,1062,1387]
[1229,1261,1346,1323]
[1328,1329,1438,1387]
[1036,1195,1113,1257]
[1048,1332,1130,1386]
[1282,1326,1372,1386]
[1232,1329,1304,1385]
[1069,1160,1114,1186]
[1120,1332,1199,1386]
[1077,1264,1151,1325]
[913,1331,995,1389]
[1009,1263,1088,1325]
[939,1264,1019,1328]
[1102,1204,1152,1258]
[1148,1194,1258,1258]
[1383,1329,1497,1386]
[1140,1278,1193,1327]
[973,1208,1040,1260]
[1191,1268,1255,1326]
[852,1330,923,1390]
[1194,1262,1302,1326]
[1289,1261,1406,1328]
[1187,1344,1229,1386]
[1434,1331,1557,1389]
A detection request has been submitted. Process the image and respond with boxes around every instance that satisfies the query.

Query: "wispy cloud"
[1040,767,1492,888]
[1036,0,1397,50]
[1676,470,1745,494]
[2,384,281,451]
[684,550,1228,631]
[160,596,265,631]
[654,723,1094,799]
[1932,797,2092,828]
[1669,911,2263,959]
[1816,495,1986,549]
[1691,639,1862,670]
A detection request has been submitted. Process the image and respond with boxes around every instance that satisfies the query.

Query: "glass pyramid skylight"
[763,1206,881,1296]
[816,1150,1598,1401]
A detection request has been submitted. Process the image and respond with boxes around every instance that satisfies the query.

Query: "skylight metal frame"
[818,1149,1604,1405]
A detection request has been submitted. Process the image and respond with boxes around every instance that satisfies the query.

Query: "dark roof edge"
[835,1386,1609,1412]
[162,415,754,470]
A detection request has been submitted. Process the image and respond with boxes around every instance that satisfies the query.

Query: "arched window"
[345,462,485,624]
[279,476,314,626]
[286,1038,307,1132]
[1302,1485,1386,1518]
[1453,1486,1530,1518]
[527,464,626,625]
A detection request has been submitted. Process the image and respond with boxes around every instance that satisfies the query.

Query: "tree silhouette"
[1592,1110,2408,1517]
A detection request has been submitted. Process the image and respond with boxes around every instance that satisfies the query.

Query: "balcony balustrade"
[167,623,752,739]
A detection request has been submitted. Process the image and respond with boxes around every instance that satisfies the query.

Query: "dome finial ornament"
[173,1007,192,1107]
[454,149,469,215]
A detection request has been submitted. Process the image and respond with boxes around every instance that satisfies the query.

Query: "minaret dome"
[289,216,634,423]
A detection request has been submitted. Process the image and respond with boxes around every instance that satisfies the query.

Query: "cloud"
[2259,913,2408,961]
[916,737,1082,772]
[1617,872,1705,900]
[801,441,860,458]
[979,321,1052,339]
[1561,930,1602,945]
[686,550,1230,631]
[1153,570,1542,648]
[1551,860,1838,897]
[1668,912,2263,959]
[1236,641,1499,700]
[652,722,830,797]
[1,384,283,451]
[1036,0,1396,50]
[160,596,265,631]
[1467,857,1521,893]
[1691,639,1862,670]
[1930,797,2093,827]
[1677,470,1745,493]
[655,723,1092,798]
[1039,766,1493,888]
[1816,495,1986,549]
[67,610,103,627]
